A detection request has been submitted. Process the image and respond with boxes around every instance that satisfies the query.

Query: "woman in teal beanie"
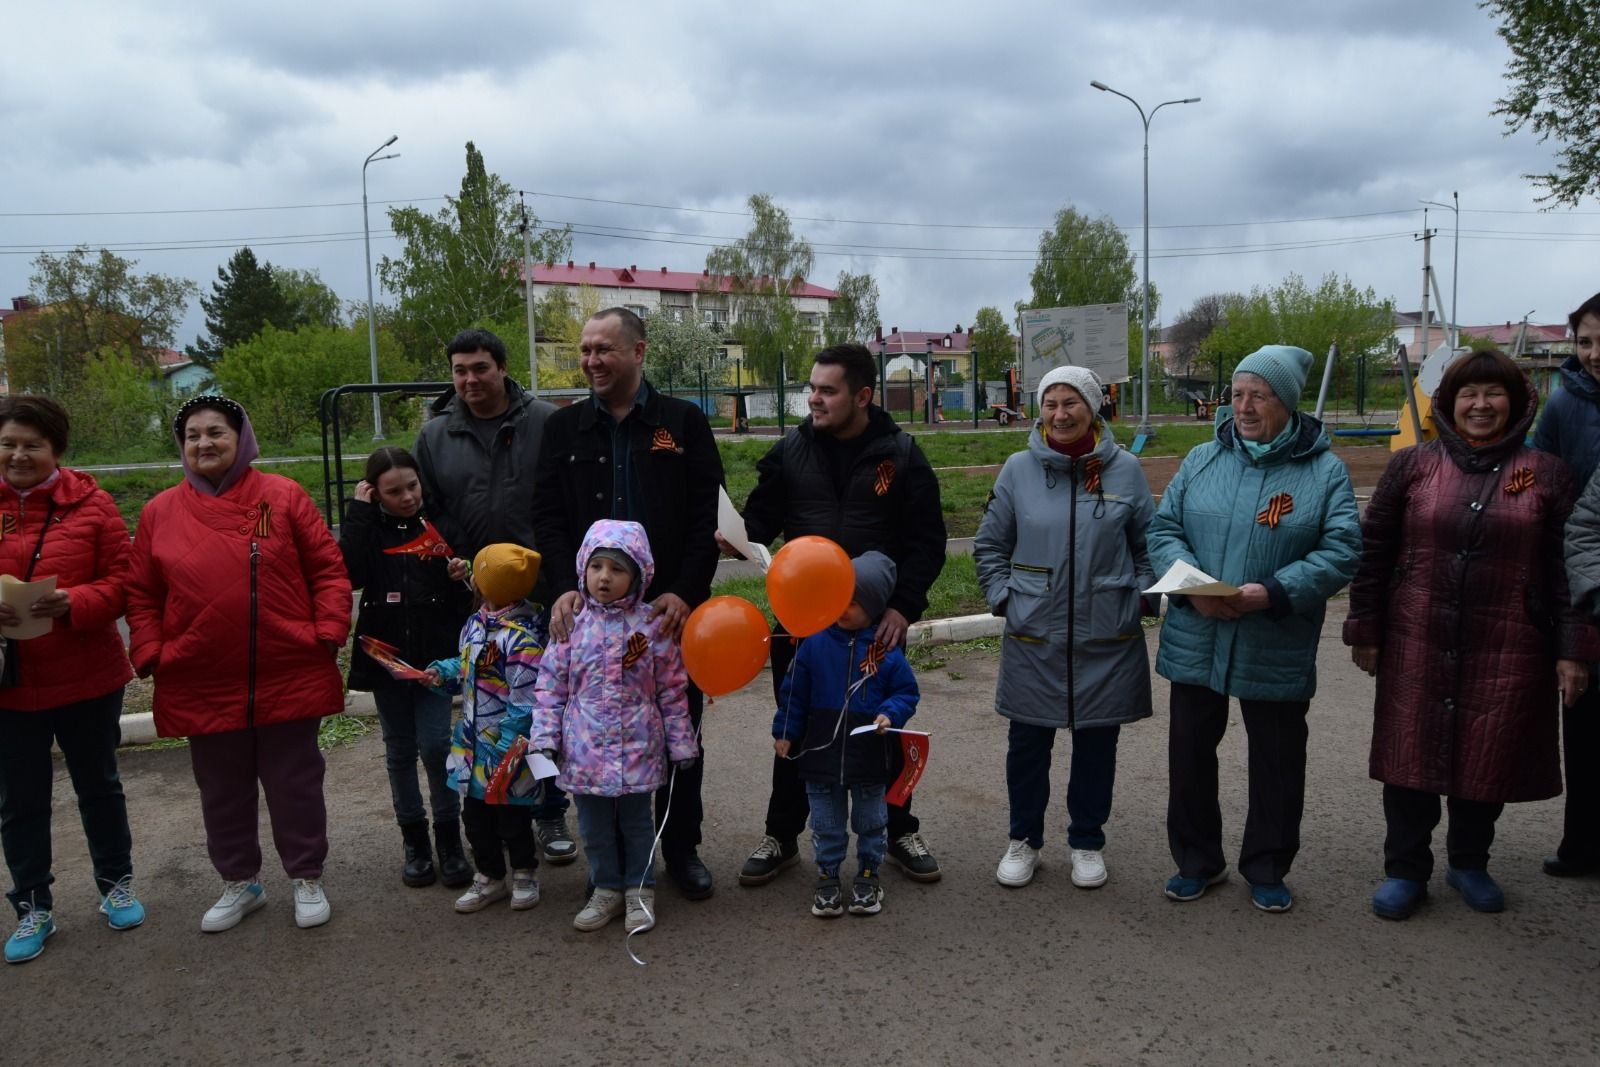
[1147,344,1362,913]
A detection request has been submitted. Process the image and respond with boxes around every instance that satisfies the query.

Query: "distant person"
[1147,346,1361,913]
[0,396,142,965]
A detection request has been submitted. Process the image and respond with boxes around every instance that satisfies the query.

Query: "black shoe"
[665,851,715,901]
[849,868,884,916]
[433,819,474,889]
[536,817,578,866]
[811,875,843,918]
[400,821,436,887]
[886,832,942,883]
[739,835,800,886]
[1543,855,1600,877]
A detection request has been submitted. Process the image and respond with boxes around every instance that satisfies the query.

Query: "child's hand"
[420,667,442,688]
[773,739,790,758]
[354,480,375,503]
[874,714,891,734]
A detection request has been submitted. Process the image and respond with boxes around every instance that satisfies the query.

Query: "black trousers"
[461,795,537,881]
[1382,784,1503,881]
[1167,681,1308,887]
[763,637,918,844]
[1556,685,1600,867]
[656,685,704,859]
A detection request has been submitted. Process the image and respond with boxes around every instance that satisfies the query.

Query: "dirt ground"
[5,602,1596,1066]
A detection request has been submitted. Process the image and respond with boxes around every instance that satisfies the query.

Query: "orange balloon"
[766,536,855,638]
[681,596,771,697]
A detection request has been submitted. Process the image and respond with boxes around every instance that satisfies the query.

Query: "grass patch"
[318,713,374,750]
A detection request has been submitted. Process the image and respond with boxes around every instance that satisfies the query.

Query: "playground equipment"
[990,367,1026,424]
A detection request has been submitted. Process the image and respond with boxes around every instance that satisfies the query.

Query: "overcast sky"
[3,0,1594,355]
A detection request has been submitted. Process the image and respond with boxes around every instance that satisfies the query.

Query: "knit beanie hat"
[473,543,541,605]
[850,551,897,622]
[589,546,641,585]
[1233,345,1313,410]
[1036,365,1103,409]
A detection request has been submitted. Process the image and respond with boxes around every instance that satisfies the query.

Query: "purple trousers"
[188,718,328,881]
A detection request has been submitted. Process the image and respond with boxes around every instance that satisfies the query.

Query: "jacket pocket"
[1004,564,1052,641]
[1088,575,1139,640]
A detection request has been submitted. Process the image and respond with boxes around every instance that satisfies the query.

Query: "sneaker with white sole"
[454,874,508,914]
[292,878,331,928]
[510,869,540,910]
[739,835,800,886]
[574,888,624,931]
[201,879,266,933]
[1070,848,1108,889]
[99,874,146,930]
[4,905,55,964]
[625,887,656,933]
[997,840,1040,887]
[536,818,578,866]
[886,832,941,882]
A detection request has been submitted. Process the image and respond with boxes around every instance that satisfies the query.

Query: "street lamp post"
[1090,81,1199,439]
[1421,193,1459,349]
[363,135,400,441]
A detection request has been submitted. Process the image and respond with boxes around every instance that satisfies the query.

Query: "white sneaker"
[625,887,656,933]
[292,878,331,928]
[1070,848,1108,888]
[997,840,1040,887]
[510,869,540,910]
[454,874,508,914]
[200,879,267,933]
[573,888,624,932]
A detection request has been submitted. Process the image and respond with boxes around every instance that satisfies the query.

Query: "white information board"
[1019,304,1129,390]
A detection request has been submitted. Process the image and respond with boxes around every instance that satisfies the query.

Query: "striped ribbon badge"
[1083,456,1103,494]
[1256,492,1294,529]
[253,502,273,538]
[873,460,896,497]
[858,639,887,677]
[1504,468,1535,495]
[622,632,649,669]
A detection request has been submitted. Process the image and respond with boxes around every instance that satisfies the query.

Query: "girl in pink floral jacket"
[531,519,697,935]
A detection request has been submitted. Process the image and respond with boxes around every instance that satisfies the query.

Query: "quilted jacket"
[1345,380,1600,802]
[125,468,352,738]
[0,467,133,711]
[530,520,697,797]
[1532,356,1600,490]
[1147,409,1362,702]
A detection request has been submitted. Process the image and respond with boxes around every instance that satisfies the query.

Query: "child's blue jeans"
[574,793,656,889]
[805,780,887,877]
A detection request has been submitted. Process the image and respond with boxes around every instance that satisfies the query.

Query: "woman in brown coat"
[1345,349,1600,919]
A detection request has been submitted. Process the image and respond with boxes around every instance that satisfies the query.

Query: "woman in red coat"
[0,396,140,964]
[1345,350,1600,920]
[125,395,351,934]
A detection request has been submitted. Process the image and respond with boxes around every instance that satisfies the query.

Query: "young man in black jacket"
[532,308,725,899]
[720,342,948,885]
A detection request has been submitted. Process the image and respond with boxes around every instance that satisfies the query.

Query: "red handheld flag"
[382,519,456,560]
[886,732,929,806]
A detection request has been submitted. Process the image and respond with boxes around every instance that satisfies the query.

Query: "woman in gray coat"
[974,365,1155,890]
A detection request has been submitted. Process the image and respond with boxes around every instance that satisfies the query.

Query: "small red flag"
[382,518,455,560]
[886,732,930,806]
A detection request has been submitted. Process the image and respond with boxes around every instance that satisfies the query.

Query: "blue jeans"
[574,794,656,889]
[805,781,887,877]
[372,681,459,826]
[1006,720,1120,851]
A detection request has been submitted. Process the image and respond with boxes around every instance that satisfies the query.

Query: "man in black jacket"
[721,342,948,886]
[532,307,725,899]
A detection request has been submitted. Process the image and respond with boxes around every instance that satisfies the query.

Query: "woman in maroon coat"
[1345,350,1600,920]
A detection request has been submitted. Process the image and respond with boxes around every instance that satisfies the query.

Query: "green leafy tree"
[970,306,1015,380]
[273,267,344,329]
[825,271,880,345]
[647,314,725,392]
[1485,0,1600,206]
[1025,205,1156,376]
[704,194,817,381]
[189,248,293,368]
[533,284,601,389]
[379,142,571,378]
[60,347,167,455]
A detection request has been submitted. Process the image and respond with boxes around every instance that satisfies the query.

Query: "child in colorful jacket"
[773,552,920,919]
[423,543,546,915]
[531,519,698,937]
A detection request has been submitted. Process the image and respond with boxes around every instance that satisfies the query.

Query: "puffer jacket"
[974,421,1154,730]
[339,498,472,692]
[772,620,919,785]
[429,602,545,804]
[1348,380,1600,802]
[1147,408,1362,702]
[1568,466,1600,618]
[530,520,696,797]
[1533,356,1600,489]
[125,468,352,738]
[0,467,133,711]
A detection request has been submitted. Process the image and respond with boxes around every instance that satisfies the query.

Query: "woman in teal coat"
[1147,345,1362,913]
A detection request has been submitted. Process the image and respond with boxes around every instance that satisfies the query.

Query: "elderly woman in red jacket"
[0,396,140,964]
[1345,350,1600,920]
[126,395,351,934]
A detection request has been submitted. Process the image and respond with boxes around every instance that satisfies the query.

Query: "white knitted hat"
[1037,365,1103,407]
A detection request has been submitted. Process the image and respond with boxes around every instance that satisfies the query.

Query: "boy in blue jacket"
[773,552,920,917]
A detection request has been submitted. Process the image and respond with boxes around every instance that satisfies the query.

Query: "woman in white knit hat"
[974,364,1155,891]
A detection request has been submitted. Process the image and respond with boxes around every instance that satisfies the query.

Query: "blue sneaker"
[1164,868,1229,902]
[1446,867,1505,913]
[5,906,56,964]
[1372,877,1427,920]
[99,875,145,931]
[1250,882,1294,912]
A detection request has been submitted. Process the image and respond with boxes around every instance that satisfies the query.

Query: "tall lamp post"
[1090,81,1199,439]
[1421,192,1459,349]
[363,135,400,440]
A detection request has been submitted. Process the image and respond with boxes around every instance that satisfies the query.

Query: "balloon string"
[625,715,702,968]
[778,643,871,762]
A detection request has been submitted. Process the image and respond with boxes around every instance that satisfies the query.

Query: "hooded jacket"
[1147,407,1362,702]
[0,467,133,711]
[974,419,1154,730]
[1348,379,1600,802]
[530,520,697,797]
[1532,355,1600,489]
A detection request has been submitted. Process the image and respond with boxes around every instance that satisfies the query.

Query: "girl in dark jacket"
[341,447,474,890]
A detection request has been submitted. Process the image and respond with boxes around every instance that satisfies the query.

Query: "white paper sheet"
[849,725,932,737]
[717,486,772,570]
[0,575,57,639]
[527,752,560,780]
[1143,560,1240,597]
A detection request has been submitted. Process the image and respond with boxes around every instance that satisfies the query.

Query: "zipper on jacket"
[248,541,260,728]
[1066,465,1078,729]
